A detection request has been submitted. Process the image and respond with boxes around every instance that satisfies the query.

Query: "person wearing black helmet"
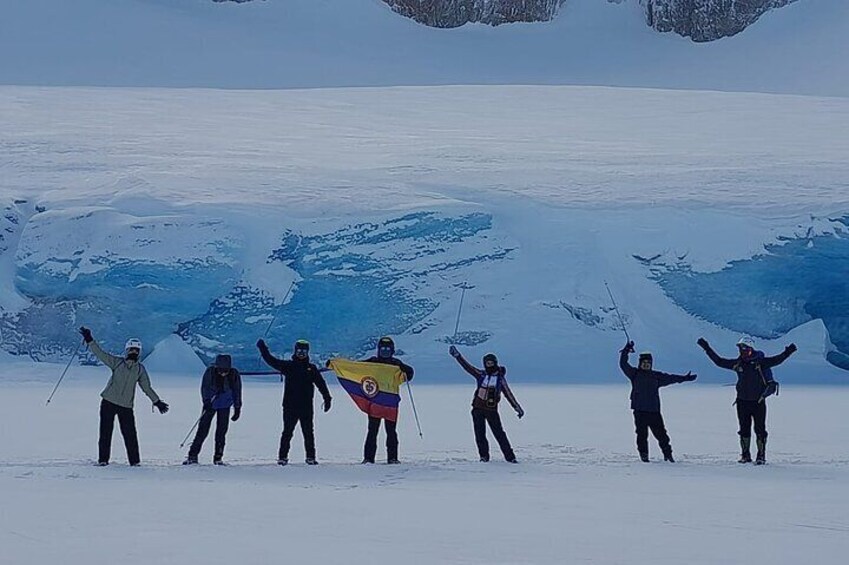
[362,336,414,464]
[449,346,523,463]
[697,336,796,464]
[620,341,697,463]
[257,338,332,466]
[183,354,243,466]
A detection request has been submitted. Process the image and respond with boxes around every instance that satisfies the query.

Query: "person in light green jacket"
[79,327,169,466]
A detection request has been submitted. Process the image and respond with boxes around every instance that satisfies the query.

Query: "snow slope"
[1,0,847,96]
[2,376,849,564]
[1,85,848,378]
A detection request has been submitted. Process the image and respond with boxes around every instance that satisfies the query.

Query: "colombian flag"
[328,358,406,422]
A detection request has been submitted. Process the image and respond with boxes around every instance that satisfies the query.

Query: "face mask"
[126,350,140,361]
[640,361,652,371]
[378,346,393,359]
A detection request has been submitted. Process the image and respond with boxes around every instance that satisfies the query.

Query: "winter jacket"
[702,346,789,402]
[619,350,692,413]
[365,356,415,382]
[89,340,161,409]
[260,349,331,410]
[454,354,522,413]
[201,367,243,410]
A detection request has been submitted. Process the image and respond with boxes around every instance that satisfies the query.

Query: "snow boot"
[95,461,109,467]
[663,452,675,463]
[755,438,767,466]
[739,437,752,463]
[639,452,650,463]
[182,456,199,466]
[506,457,519,464]
[305,458,318,465]
[480,455,490,462]
[277,458,288,466]
[361,459,374,465]
[387,458,401,465]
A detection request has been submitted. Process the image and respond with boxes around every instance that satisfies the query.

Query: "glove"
[202,401,213,412]
[256,339,267,351]
[154,400,169,414]
[785,343,798,355]
[697,337,709,350]
[682,371,697,382]
[79,326,93,343]
[323,397,332,413]
[325,359,332,369]
[231,407,241,422]
[620,341,635,354]
[517,408,525,419]
[449,345,460,358]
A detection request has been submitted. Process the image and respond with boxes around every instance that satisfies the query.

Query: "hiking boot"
[182,456,199,466]
[739,437,752,463]
[663,453,675,463]
[480,455,490,462]
[739,453,752,464]
[361,459,374,465]
[213,459,227,466]
[387,458,401,465]
[639,452,650,463]
[95,461,109,467]
[277,458,288,466]
[506,457,519,464]
[305,458,318,466]
[755,438,767,465]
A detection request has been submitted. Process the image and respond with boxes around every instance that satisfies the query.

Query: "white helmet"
[736,336,755,349]
[125,338,143,353]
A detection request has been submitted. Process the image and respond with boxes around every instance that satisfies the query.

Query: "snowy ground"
[3,367,849,564]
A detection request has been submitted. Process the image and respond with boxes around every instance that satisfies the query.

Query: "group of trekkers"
[78,325,796,468]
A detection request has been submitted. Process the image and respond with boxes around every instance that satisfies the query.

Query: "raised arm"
[257,340,290,374]
[449,346,482,379]
[697,338,737,370]
[619,343,637,380]
[762,344,797,369]
[87,339,123,371]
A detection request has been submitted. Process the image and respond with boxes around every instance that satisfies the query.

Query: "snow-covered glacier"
[1,85,847,381]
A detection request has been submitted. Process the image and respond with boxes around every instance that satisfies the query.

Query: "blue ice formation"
[654,216,849,370]
[180,211,513,367]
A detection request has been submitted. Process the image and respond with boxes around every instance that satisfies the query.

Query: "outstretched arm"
[762,344,797,369]
[697,339,737,370]
[657,371,697,387]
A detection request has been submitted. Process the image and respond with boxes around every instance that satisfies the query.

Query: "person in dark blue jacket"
[620,341,697,462]
[183,354,242,465]
[698,336,796,464]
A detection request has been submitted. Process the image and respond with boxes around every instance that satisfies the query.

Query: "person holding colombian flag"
[328,337,414,464]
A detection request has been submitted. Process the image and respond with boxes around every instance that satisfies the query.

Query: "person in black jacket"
[620,341,697,462]
[257,338,332,466]
[183,354,242,466]
[698,336,796,464]
[449,346,524,463]
[362,337,414,464]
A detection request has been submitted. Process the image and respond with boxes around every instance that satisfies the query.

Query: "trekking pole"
[257,280,297,370]
[404,379,423,438]
[452,283,474,341]
[46,339,85,406]
[604,281,631,343]
[179,409,209,449]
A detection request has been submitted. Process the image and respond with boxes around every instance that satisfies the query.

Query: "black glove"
[681,371,697,382]
[256,339,267,351]
[231,407,241,422]
[517,408,525,419]
[79,326,93,343]
[203,401,213,412]
[154,400,169,414]
[620,341,635,354]
[323,397,332,413]
[697,337,709,350]
[449,345,460,358]
[785,343,798,355]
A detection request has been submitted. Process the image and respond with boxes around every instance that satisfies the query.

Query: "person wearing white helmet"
[79,327,169,466]
[698,335,796,465]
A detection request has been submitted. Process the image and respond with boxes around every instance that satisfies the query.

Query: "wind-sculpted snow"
[179,212,515,366]
[654,216,849,370]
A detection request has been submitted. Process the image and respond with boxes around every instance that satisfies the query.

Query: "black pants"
[633,410,672,456]
[189,408,231,459]
[472,408,515,461]
[98,399,140,465]
[364,417,398,462]
[736,400,767,440]
[279,407,315,460]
